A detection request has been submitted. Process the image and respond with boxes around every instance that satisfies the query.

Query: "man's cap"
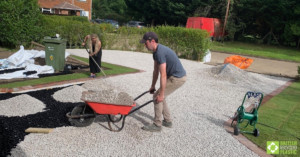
[140,32,158,43]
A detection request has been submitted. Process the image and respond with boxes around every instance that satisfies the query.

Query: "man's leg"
[154,76,187,126]
[162,99,171,122]
[142,76,186,131]
[153,92,163,126]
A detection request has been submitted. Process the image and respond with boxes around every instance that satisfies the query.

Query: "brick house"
[38,0,92,20]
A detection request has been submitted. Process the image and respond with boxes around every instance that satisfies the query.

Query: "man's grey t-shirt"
[153,44,186,78]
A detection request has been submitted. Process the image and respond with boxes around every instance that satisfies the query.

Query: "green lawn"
[0,55,139,88]
[211,41,300,62]
[243,81,300,156]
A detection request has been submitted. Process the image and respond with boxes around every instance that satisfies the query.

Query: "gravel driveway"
[4,49,291,156]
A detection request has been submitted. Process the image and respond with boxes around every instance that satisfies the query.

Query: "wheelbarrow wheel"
[69,104,95,127]
[234,126,240,135]
[108,114,123,123]
[253,129,259,137]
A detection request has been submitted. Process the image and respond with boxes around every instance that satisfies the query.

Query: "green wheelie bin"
[43,37,67,72]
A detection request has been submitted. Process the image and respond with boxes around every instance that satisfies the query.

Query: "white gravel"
[52,85,88,103]
[7,49,291,156]
[0,94,46,117]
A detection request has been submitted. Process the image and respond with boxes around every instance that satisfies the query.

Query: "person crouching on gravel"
[82,34,102,78]
[140,32,187,132]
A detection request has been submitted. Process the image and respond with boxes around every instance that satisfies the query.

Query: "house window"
[77,0,86,2]
[41,8,52,13]
[81,11,89,17]
[70,10,77,15]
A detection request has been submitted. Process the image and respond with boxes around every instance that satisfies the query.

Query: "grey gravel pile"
[209,63,261,84]
[52,78,134,105]
[0,94,45,117]
[210,63,249,82]
[82,78,134,105]
[206,63,286,93]
[7,49,291,156]
[81,90,134,106]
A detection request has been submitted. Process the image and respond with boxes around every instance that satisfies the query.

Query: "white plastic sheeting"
[0,45,70,79]
[6,46,45,68]
[202,49,211,63]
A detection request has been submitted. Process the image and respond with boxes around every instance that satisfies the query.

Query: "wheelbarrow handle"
[106,90,155,131]
[128,100,154,115]
[134,89,155,101]
[130,90,156,115]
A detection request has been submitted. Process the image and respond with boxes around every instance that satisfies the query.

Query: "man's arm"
[150,61,159,93]
[157,63,167,102]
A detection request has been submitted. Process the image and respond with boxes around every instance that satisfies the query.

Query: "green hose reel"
[231,91,264,137]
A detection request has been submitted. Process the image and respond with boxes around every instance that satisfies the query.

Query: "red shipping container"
[186,17,223,40]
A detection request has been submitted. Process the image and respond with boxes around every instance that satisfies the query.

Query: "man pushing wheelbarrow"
[139,32,187,132]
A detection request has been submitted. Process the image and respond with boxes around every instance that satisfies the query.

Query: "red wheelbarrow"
[66,91,153,132]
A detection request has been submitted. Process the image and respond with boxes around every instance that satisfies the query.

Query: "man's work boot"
[162,120,172,128]
[142,123,162,132]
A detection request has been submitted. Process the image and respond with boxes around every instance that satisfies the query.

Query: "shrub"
[0,0,41,48]
[1,9,210,61]
[110,26,210,61]
[40,15,106,48]
[154,26,210,61]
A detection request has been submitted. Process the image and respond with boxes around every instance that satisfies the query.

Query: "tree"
[0,0,41,48]
[92,0,128,24]
[290,5,300,48]
[234,0,298,45]
[125,0,199,26]
[93,0,300,47]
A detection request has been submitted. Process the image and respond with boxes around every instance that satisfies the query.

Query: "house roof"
[38,0,61,8]
[53,2,83,10]
[38,0,83,10]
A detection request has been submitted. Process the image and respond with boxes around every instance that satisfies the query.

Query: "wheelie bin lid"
[43,36,66,44]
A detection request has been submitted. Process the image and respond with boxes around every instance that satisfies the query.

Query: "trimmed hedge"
[40,15,90,48]
[112,26,210,61]
[40,15,116,48]
[1,12,210,61]
[154,26,210,61]
[39,15,210,61]
[0,0,41,48]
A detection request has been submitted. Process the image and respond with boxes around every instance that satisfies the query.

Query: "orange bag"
[224,55,253,69]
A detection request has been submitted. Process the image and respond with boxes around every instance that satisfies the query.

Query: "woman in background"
[82,34,102,78]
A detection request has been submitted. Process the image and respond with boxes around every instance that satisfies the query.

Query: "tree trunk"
[262,31,271,44]
[271,31,280,46]
[222,0,231,43]
[262,28,280,45]
[151,19,155,27]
